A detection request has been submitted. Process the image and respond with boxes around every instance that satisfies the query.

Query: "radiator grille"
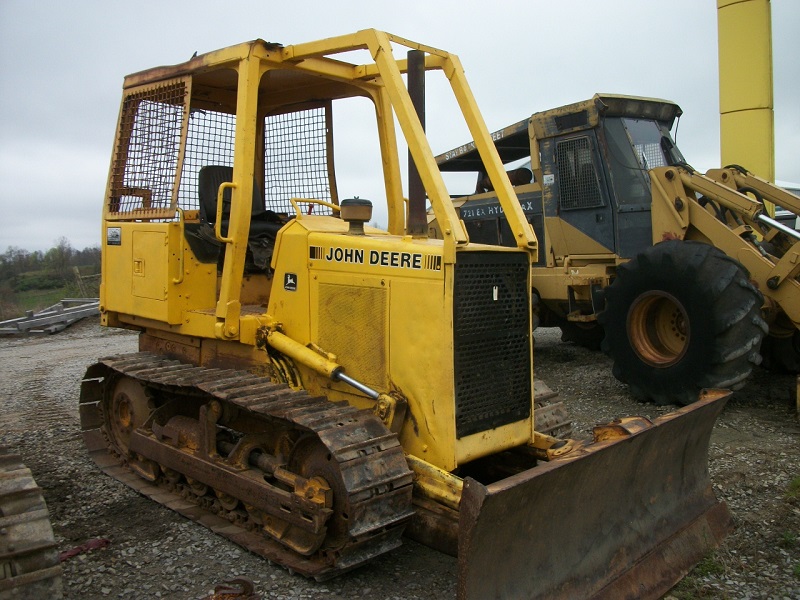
[453,252,531,438]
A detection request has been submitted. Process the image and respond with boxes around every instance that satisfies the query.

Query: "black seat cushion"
[198,165,283,238]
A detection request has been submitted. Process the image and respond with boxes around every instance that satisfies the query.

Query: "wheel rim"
[627,291,689,367]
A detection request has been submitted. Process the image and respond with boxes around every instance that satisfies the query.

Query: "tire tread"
[598,240,767,405]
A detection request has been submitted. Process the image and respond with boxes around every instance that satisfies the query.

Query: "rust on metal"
[79,352,414,579]
[206,576,260,600]
[457,390,732,600]
[533,378,572,438]
[406,494,459,557]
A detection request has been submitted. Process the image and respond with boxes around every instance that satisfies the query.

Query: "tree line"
[0,238,100,288]
[0,238,101,319]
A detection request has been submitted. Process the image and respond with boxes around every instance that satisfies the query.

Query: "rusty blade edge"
[457,390,731,600]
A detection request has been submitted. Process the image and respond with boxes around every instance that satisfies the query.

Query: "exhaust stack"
[407,49,427,236]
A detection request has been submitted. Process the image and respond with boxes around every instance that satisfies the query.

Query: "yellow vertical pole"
[717,0,775,213]
[215,54,261,338]
[371,87,406,235]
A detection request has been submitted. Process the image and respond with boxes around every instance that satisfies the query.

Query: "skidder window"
[555,136,604,210]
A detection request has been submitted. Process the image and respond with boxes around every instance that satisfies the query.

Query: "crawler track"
[79,353,414,580]
[0,449,62,599]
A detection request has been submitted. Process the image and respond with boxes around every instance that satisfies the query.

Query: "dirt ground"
[0,318,797,599]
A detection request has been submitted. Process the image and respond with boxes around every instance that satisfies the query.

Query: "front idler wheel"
[103,376,153,455]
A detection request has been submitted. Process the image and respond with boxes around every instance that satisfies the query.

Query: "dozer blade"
[457,390,732,600]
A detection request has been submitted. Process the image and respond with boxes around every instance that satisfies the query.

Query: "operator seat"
[197,165,284,271]
[198,165,283,238]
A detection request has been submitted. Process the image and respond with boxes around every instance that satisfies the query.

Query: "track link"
[0,449,62,599]
[79,353,414,580]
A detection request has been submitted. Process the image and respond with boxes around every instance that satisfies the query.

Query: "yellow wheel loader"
[435,94,800,405]
[81,37,731,598]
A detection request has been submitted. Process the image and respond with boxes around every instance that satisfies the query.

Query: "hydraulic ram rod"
[758,213,800,241]
[265,327,381,398]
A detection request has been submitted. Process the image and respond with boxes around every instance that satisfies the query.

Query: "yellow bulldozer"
[435,94,800,406]
[80,34,731,598]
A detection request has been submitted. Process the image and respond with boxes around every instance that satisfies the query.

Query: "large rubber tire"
[598,240,767,405]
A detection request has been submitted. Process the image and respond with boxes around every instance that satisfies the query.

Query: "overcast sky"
[1,0,798,252]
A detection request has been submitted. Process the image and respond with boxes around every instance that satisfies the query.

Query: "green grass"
[786,476,800,502]
[1,277,97,320]
[692,556,726,577]
[13,287,70,315]
[670,555,728,599]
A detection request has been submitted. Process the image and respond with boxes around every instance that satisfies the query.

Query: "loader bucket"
[457,390,732,600]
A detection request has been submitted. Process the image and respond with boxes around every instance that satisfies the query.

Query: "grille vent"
[453,252,531,438]
[318,283,387,390]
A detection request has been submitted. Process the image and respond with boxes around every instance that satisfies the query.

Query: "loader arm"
[650,165,800,329]
[707,166,800,216]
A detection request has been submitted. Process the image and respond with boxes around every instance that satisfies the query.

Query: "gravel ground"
[0,319,798,599]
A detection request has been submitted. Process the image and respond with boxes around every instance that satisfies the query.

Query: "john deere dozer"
[80,34,731,598]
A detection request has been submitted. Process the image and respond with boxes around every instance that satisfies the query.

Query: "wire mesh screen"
[109,82,187,215]
[634,143,667,170]
[556,137,604,210]
[178,109,237,211]
[264,106,333,215]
